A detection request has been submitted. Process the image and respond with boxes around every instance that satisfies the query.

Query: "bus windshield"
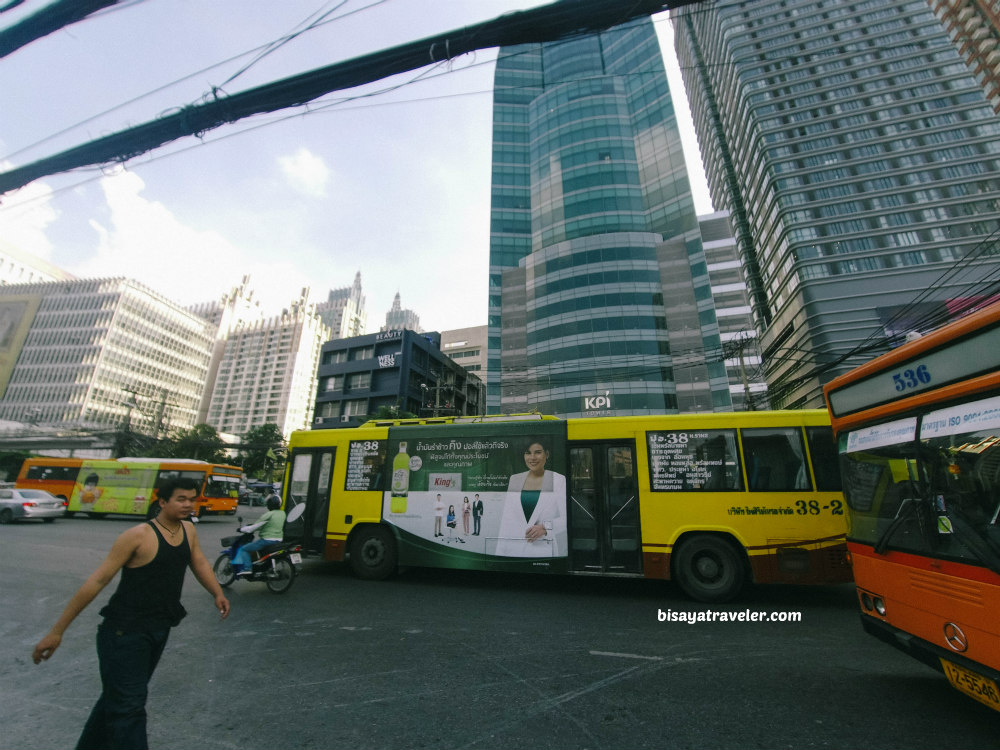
[204,474,240,498]
[840,395,1000,571]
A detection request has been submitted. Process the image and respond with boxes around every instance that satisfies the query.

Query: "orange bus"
[16,457,242,518]
[15,457,83,502]
[824,301,1000,712]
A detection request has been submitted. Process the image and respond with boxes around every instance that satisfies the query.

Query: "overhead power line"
[0,0,123,58]
[0,0,702,196]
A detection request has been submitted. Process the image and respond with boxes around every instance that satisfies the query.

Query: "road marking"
[589,650,663,661]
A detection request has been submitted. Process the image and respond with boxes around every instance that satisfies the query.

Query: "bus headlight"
[859,589,886,617]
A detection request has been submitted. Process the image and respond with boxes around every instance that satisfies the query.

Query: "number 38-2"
[892,365,930,392]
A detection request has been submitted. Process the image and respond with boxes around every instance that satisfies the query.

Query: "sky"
[0,0,712,332]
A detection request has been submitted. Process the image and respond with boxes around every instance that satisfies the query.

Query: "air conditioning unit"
[341,414,351,422]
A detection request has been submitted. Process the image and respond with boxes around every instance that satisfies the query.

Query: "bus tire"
[349,525,397,580]
[87,512,106,519]
[673,534,746,603]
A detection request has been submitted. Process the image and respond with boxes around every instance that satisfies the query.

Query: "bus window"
[646,429,741,491]
[742,428,810,491]
[204,474,240,498]
[26,465,79,482]
[805,426,842,492]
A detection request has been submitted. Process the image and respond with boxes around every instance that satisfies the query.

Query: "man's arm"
[185,522,230,620]
[32,526,144,664]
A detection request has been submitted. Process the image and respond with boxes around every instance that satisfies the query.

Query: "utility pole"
[421,378,454,417]
[724,333,756,411]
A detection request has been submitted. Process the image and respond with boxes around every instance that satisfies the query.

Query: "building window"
[349,346,374,361]
[342,399,368,418]
[346,372,371,391]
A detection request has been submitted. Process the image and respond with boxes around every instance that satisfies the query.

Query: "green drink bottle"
[390,441,409,513]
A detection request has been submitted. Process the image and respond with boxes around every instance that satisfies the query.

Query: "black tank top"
[100,521,191,630]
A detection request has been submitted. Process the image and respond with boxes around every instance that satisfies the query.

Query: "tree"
[368,405,416,421]
[169,424,230,464]
[0,450,32,482]
[239,423,285,480]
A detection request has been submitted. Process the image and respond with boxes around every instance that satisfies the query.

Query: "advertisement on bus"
[378,421,567,573]
[67,460,159,516]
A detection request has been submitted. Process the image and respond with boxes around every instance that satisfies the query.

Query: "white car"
[0,488,66,524]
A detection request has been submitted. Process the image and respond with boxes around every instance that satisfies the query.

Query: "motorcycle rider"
[233,495,285,576]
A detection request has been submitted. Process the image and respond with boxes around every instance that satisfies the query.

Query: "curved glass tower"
[487,18,730,417]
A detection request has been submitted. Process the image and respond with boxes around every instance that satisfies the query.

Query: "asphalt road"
[3,515,998,750]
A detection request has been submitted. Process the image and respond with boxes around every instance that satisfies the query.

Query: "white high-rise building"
[0,242,74,287]
[0,277,214,431]
[315,272,367,339]
[383,292,421,332]
[205,290,330,440]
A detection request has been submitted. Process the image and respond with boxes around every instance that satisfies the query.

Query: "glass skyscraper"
[673,0,1000,408]
[487,17,731,417]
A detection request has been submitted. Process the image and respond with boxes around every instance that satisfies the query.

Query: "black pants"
[76,622,170,750]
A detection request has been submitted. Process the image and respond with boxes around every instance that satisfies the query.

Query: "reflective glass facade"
[488,18,731,417]
[673,0,1000,407]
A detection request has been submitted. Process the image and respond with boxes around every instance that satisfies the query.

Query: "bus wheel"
[87,512,106,519]
[673,534,745,603]
[349,526,397,580]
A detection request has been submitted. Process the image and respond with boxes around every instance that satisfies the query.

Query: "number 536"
[892,365,930,392]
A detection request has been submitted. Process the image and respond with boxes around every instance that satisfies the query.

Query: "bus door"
[286,448,335,555]
[567,441,642,574]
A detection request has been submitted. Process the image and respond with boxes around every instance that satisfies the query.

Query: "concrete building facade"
[314,329,483,429]
[315,271,367,340]
[0,278,214,433]
[698,212,769,411]
[930,0,1000,113]
[673,0,1000,407]
[440,325,486,375]
[204,291,329,440]
[382,292,420,333]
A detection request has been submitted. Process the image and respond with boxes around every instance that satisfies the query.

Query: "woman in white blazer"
[495,439,566,557]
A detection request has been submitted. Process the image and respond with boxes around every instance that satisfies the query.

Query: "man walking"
[32,478,230,750]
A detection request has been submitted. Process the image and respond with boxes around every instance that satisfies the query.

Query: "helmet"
[266,495,281,511]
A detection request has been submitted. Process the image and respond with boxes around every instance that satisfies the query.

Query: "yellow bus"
[284,410,850,601]
[17,457,242,518]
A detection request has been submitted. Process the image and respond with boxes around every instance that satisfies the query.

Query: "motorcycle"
[212,503,305,594]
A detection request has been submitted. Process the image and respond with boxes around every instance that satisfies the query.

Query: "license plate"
[940,658,1000,711]
[290,553,302,564]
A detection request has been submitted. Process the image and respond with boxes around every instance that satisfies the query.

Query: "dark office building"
[313,329,484,428]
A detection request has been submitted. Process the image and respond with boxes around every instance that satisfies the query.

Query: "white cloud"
[72,170,313,312]
[277,147,331,198]
[0,162,58,259]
